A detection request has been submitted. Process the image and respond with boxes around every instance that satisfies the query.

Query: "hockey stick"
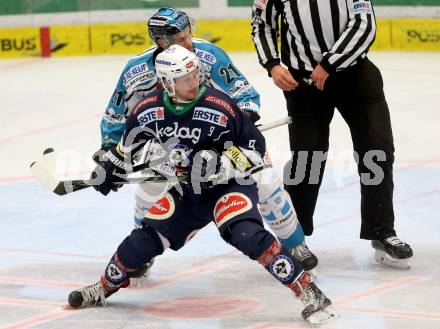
[30,148,185,196]
[257,116,292,132]
[30,117,291,196]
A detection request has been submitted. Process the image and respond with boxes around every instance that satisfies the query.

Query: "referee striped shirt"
[251,0,377,74]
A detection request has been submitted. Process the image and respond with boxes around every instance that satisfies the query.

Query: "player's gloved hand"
[190,149,222,193]
[243,110,260,123]
[237,101,260,123]
[90,147,127,196]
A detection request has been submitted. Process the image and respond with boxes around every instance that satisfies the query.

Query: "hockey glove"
[243,110,260,123]
[90,146,128,196]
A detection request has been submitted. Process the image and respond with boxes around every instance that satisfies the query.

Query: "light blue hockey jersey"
[100,38,261,148]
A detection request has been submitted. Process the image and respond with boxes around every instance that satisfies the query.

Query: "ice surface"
[1,52,439,328]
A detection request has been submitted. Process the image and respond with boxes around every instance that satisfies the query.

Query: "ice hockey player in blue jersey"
[68,45,337,325]
[98,7,318,280]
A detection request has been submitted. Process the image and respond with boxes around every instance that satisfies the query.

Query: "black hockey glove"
[190,149,222,193]
[90,147,128,196]
[243,110,260,123]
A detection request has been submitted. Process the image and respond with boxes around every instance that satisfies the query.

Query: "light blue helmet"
[148,7,192,42]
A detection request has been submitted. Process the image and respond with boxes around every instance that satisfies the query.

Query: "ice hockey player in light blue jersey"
[97,7,318,281]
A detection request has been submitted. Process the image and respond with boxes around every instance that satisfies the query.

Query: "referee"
[251,0,413,267]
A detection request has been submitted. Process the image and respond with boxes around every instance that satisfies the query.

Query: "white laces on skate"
[384,236,406,246]
[372,236,412,269]
[81,282,107,306]
[293,243,312,263]
[299,283,338,325]
[300,284,320,307]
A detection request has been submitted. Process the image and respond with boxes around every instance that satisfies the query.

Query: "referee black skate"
[251,0,413,268]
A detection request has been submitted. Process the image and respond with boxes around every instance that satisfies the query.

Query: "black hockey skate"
[291,243,318,277]
[372,235,413,269]
[68,279,128,308]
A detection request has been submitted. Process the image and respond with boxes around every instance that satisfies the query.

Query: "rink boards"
[1,18,440,59]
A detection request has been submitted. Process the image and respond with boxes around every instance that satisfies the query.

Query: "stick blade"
[30,148,92,195]
[30,160,61,193]
[41,148,56,173]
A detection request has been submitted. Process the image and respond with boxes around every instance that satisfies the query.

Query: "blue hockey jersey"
[119,86,265,174]
[101,39,261,149]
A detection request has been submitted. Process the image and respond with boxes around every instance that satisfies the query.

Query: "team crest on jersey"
[193,107,228,127]
[137,107,164,126]
[214,193,252,227]
[145,193,175,220]
[205,96,236,118]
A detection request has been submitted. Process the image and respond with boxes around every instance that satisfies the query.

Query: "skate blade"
[306,306,338,325]
[374,250,411,269]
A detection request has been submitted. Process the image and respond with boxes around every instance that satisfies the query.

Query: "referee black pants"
[283,58,396,240]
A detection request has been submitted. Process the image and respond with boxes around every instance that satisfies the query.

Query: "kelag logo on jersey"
[137,107,164,126]
[193,107,228,127]
[156,122,201,144]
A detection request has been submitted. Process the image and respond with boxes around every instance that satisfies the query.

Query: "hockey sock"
[102,253,136,291]
[116,225,165,269]
[226,220,306,290]
[256,239,306,288]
